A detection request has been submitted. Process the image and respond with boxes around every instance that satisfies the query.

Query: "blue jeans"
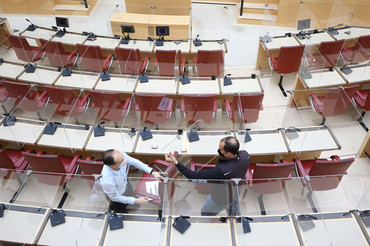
[201,195,240,216]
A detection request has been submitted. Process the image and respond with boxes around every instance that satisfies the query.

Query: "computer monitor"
[56,17,69,28]
[156,26,170,37]
[120,24,135,44]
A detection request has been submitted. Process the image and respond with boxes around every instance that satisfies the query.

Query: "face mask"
[218,148,226,158]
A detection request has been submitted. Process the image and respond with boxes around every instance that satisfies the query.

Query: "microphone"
[196,34,199,40]
[25,18,36,31]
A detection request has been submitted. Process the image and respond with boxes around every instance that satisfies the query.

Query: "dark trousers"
[111,182,134,213]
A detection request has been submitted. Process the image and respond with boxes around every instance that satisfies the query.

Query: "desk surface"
[286,127,339,152]
[300,69,346,89]
[178,79,220,95]
[338,65,370,84]
[83,36,121,50]
[111,12,189,25]
[94,75,137,92]
[135,78,178,94]
[21,27,55,40]
[51,32,87,46]
[85,128,136,152]
[18,66,60,85]
[134,130,183,154]
[264,36,300,50]
[54,72,99,89]
[37,125,89,149]
[220,77,263,94]
[191,40,226,53]
[184,131,233,155]
[0,120,44,144]
[0,62,25,79]
[238,130,288,155]
[296,31,335,46]
[334,27,370,40]
[154,40,191,53]
[117,39,155,52]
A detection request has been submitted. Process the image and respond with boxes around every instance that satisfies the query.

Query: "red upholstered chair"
[354,89,370,118]
[44,86,89,119]
[77,156,104,188]
[190,161,216,194]
[193,50,224,78]
[294,156,354,191]
[225,93,264,124]
[268,45,305,96]
[76,44,113,73]
[309,84,359,125]
[342,35,370,63]
[6,34,45,63]
[134,152,178,206]
[89,90,130,127]
[22,151,80,185]
[181,94,217,124]
[155,50,186,77]
[1,80,49,114]
[39,38,78,70]
[135,94,173,126]
[306,40,344,68]
[0,84,9,103]
[115,47,149,75]
[0,148,29,180]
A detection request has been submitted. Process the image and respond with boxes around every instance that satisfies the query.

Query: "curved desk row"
[256,26,370,70]
[0,117,341,162]
[0,60,263,97]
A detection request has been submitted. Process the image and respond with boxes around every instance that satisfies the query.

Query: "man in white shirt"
[100,149,162,212]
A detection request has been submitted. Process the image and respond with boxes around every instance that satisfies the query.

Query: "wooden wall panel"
[125,0,191,15]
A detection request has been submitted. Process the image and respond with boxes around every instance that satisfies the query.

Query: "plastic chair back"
[277,45,305,74]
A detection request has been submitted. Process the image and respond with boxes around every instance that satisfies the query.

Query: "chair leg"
[320,117,326,125]
[1,105,7,114]
[357,110,366,121]
[307,191,318,213]
[278,74,287,97]
[357,111,368,131]
[258,194,266,215]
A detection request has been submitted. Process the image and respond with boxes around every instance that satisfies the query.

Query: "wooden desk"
[20,27,55,41]
[83,36,121,50]
[117,39,155,53]
[94,75,137,93]
[0,18,13,48]
[337,64,370,85]
[0,61,25,80]
[54,71,99,89]
[154,40,191,53]
[110,13,190,40]
[17,66,61,85]
[178,78,220,95]
[84,127,136,153]
[292,68,347,107]
[134,130,183,155]
[135,77,178,95]
[333,26,370,41]
[220,76,263,96]
[295,31,335,46]
[51,32,87,46]
[0,118,44,145]
[37,124,90,150]
[190,40,227,53]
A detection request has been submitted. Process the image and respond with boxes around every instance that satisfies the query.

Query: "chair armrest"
[85,156,94,161]
[141,56,150,73]
[355,90,366,100]
[213,99,217,112]
[224,99,232,118]
[154,57,158,68]
[293,158,307,177]
[330,155,340,161]
[193,57,197,66]
[190,161,196,171]
[268,53,276,70]
[150,159,170,170]
[71,155,81,165]
[180,98,185,112]
[37,90,48,100]
[67,49,78,65]
[280,159,289,164]
[104,54,113,70]
[78,93,90,106]
[123,97,131,110]
[245,170,253,186]
[180,57,186,76]
[36,150,46,155]
[310,93,322,106]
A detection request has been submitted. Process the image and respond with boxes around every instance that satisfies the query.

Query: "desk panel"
[334,27,370,41]
[220,77,263,95]
[178,79,219,95]
[300,69,346,89]
[54,72,99,89]
[264,36,300,50]
[94,75,137,93]
[135,78,178,95]
[295,32,335,46]
[117,39,155,53]
[338,65,370,84]
[21,27,55,41]
[51,32,87,46]
[0,62,25,79]
[134,130,183,154]
[18,67,61,85]
[0,120,44,144]
[184,131,232,156]
[154,40,191,53]
[83,36,120,50]
[191,41,226,53]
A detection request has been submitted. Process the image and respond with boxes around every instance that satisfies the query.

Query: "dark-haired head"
[220,136,239,156]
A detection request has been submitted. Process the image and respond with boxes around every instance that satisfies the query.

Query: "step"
[243,8,278,15]
[243,3,278,10]
[53,4,89,11]
[240,13,276,22]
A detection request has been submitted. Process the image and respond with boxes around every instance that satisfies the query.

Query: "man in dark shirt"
[165,136,250,216]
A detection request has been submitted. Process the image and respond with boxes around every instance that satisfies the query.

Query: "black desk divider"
[50,209,66,227]
[25,64,36,73]
[0,203,4,217]
[156,39,164,46]
[139,74,149,83]
[297,214,317,231]
[244,131,252,143]
[44,122,58,135]
[180,75,190,85]
[173,216,191,234]
[109,214,124,230]
[62,67,72,77]
[187,130,199,142]
[224,74,232,86]
[55,30,65,37]
[300,70,312,80]
[141,127,153,141]
[0,58,3,65]
[3,115,16,126]
[340,65,352,75]
[100,72,110,81]
[94,124,105,137]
